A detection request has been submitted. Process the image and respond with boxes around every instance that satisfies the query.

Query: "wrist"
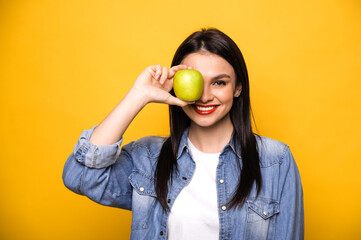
[126,88,149,109]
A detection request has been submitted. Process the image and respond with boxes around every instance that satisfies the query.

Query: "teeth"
[196,105,216,111]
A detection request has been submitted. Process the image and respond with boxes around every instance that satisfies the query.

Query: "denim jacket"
[63,125,304,240]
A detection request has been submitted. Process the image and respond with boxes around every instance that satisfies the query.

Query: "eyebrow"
[212,74,232,80]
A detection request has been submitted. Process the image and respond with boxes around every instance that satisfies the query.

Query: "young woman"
[63,28,304,240]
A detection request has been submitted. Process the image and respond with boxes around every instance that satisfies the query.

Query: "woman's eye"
[213,81,226,86]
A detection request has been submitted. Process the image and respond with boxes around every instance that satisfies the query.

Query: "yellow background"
[1,0,360,239]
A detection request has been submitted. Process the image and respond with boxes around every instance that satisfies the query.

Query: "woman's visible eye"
[213,81,227,86]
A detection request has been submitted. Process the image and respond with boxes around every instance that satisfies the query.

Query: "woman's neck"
[188,115,234,153]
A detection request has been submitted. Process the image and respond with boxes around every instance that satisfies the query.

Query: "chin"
[191,114,231,129]
[191,120,217,128]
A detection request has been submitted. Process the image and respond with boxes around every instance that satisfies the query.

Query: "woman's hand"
[89,64,192,145]
[129,64,193,107]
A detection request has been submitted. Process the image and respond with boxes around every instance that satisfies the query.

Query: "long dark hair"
[154,28,262,211]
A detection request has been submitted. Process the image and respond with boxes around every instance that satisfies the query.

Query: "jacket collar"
[176,128,242,159]
[176,128,190,160]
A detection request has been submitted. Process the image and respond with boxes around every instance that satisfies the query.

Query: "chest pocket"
[129,171,157,230]
[245,198,280,240]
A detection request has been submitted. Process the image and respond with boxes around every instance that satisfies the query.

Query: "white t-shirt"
[167,138,220,240]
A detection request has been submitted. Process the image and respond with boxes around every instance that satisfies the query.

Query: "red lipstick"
[192,104,219,115]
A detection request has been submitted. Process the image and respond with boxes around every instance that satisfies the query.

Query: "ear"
[234,85,242,97]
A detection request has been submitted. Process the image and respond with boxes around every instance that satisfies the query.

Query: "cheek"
[218,88,235,103]
[182,105,193,117]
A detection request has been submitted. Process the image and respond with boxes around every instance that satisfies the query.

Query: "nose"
[198,84,213,103]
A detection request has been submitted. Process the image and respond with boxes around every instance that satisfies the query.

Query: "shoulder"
[255,135,291,167]
[122,135,167,158]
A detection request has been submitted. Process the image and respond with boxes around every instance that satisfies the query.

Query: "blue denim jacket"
[63,125,304,240]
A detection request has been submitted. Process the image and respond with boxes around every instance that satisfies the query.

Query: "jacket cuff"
[73,125,123,168]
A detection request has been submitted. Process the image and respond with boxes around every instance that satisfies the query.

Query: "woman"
[63,28,304,240]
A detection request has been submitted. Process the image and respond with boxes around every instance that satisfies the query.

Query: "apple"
[173,69,204,101]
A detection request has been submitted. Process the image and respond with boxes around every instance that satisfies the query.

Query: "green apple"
[173,69,204,101]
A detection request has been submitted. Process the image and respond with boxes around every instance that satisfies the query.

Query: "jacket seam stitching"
[279,145,289,165]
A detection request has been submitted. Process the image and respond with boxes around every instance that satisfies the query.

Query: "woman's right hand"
[129,64,193,107]
[89,64,192,145]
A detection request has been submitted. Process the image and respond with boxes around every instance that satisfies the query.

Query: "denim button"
[160,231,164,236]
[263,211,267,216]
[168,199,171,203]
[182,177,187,180]
[139,187,144,192]
[219,179,224,184]
[221,205,227,211]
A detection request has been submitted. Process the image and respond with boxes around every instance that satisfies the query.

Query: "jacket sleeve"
[275,146,304,239]
[62,125,134,210]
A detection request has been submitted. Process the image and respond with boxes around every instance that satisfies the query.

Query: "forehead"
[180,52,235,79]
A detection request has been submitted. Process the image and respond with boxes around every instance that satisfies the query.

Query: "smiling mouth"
[192,104,219,115]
